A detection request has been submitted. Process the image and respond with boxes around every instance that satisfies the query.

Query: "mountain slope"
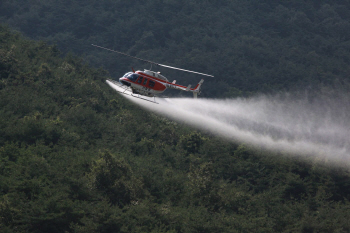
[1,25,350,233]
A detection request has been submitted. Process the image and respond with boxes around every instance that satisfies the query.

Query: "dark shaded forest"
[1,1,350,232]
[1,24,350,233]
[1,0,350,97]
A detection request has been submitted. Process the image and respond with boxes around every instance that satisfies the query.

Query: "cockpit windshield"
[123,72,139,82]
[123,72,133,77]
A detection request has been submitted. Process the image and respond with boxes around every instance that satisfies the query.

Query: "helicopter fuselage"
[119,70,202,97]
[91,44,211,99]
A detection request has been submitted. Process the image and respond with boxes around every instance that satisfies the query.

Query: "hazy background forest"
[2,0,350,96]
[1,0,350,232]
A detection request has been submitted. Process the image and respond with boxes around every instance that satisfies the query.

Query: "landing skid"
[107,79,159,104]
[130,94,159,104]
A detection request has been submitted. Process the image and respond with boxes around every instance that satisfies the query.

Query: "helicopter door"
[143,78,148,85]
[149,80,155,88]
[137,77,143,83]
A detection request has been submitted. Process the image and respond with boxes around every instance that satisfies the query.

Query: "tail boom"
[166,79,204,98]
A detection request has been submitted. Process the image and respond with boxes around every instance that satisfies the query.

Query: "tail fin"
[192,79,204,98]
[193,79,204,91]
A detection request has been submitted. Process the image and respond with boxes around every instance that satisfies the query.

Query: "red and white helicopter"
[92,44,214,103]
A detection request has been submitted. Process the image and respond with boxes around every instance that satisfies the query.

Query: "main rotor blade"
[159,64,214,77]
[92,44,158,65]
[91,44,214,77]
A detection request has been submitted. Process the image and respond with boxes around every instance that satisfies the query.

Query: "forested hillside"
[1,24,350,233]
[2,1,350,232]
[1,0,350,96]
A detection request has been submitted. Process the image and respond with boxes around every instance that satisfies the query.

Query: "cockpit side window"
[143,78,148,85]
[137,77,143,83]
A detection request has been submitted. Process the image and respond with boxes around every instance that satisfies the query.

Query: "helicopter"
[92,44,214,103]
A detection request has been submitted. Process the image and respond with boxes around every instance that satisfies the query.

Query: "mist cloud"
[107,81,350,167]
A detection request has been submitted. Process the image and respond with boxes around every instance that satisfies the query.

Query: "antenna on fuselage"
[91,44,214,77]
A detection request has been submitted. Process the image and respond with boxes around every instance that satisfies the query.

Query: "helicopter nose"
[119,77,131,86]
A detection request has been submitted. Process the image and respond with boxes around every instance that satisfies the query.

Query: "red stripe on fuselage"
[136,71,193,90]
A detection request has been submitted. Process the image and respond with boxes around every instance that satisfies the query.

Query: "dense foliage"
[2,0,350,97]
[1,25,350,233]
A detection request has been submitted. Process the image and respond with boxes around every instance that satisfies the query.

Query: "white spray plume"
[107,81,350,167]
